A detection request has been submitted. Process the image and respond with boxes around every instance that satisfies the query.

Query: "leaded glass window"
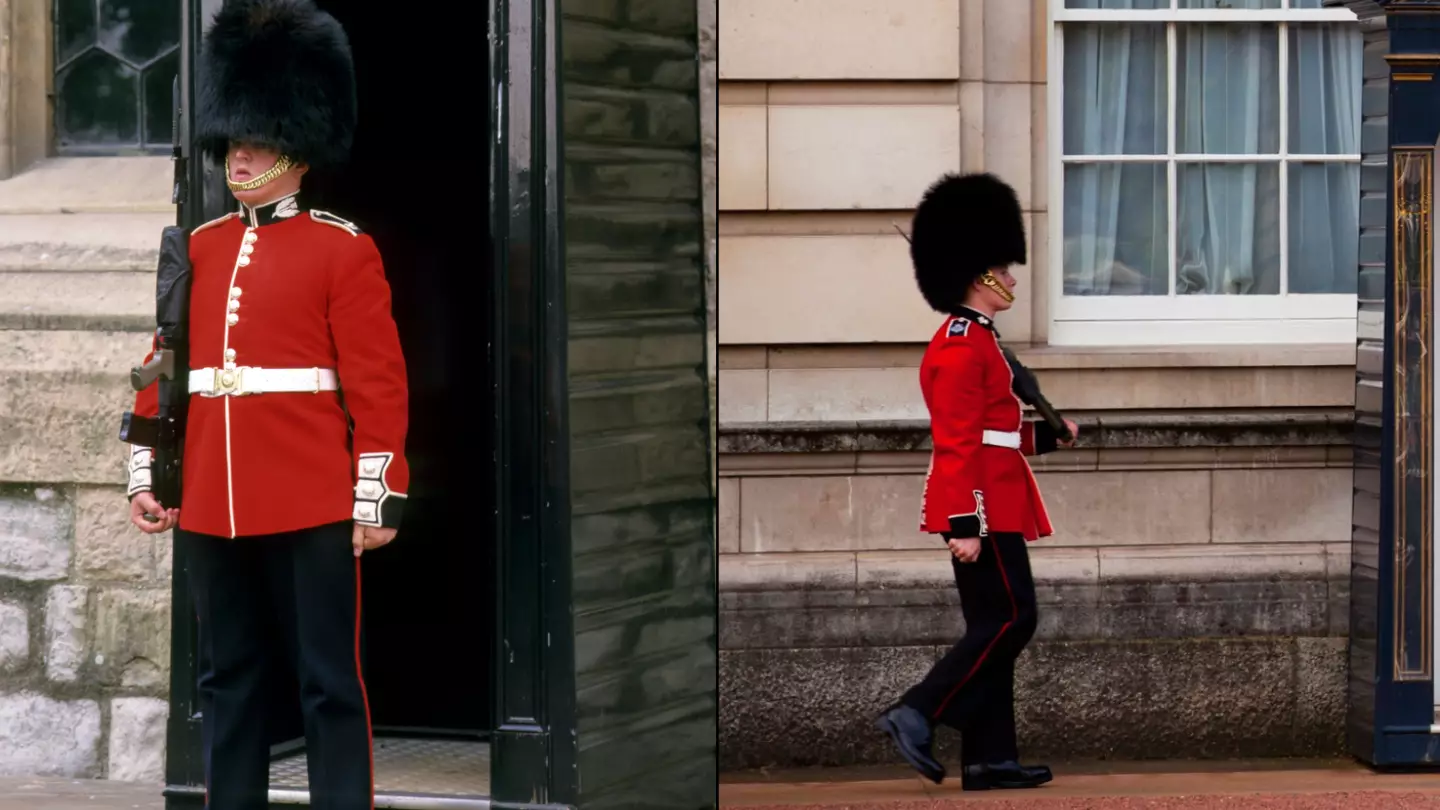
[54,0,181,154]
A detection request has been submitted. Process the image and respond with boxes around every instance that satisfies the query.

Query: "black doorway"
[306,0,494,738]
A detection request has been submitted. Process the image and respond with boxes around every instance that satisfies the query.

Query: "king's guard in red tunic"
[126,197,409,538]
[119,2,403,806]
[875,173,1074,793]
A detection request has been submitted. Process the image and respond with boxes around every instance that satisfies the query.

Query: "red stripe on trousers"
[354,558,375,808]
[932,535,1020,720]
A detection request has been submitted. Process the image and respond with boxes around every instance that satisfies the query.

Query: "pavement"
[0,777,160,810]
[720,759,1440,809]
[5,760,1440,809]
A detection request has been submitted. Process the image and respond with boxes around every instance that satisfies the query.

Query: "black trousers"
[900,532,1038,766]
[181,520,373,810]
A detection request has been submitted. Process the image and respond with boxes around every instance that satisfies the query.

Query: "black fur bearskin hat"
[910,173,1027,314]
[195,0,357,170]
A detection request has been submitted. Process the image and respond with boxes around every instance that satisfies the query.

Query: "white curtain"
[1061,6,1361,297]
[1287,23,1361,294]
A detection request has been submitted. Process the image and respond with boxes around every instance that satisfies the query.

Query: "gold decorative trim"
[1392,148,1434,683]
[1388,54,1440,66]
[1394,73,1435,82]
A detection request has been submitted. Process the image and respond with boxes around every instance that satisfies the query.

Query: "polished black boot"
[961,760,1053,791]
[875,704,945,784]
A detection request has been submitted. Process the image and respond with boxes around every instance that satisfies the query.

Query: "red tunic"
[127,192,409,538]
[918,307,1054,542]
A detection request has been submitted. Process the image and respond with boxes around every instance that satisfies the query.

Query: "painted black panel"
[558,0,717,807]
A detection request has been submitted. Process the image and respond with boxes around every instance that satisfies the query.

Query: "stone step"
[0,331,152,486]
[0,212,172,272]
[0,157,174,215]
[0,211,169,330]
[0,270,153,331]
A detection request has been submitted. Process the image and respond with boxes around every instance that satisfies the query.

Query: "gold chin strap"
[979,271,1016,303]
[225,154,294,191]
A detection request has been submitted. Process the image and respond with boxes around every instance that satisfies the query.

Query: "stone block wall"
[717,415,1356,769]
[0,482,170,781]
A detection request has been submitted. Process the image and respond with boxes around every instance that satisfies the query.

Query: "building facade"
[718,0,1363,768]
[0,0,719,789]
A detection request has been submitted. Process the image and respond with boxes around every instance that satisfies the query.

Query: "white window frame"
[1047,1,1362,346]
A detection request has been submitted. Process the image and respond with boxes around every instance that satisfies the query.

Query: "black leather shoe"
[960,760,1053,791]
[874,705,945,784]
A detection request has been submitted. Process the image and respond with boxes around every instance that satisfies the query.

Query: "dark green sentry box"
[160,2,716,808]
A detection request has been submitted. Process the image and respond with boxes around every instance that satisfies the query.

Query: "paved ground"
[0,777,160,810]
[6,760,1440,809]
[720,759,1440,809]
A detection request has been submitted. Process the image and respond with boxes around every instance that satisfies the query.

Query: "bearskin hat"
[195,0,357,170]
[910,173,1027,314]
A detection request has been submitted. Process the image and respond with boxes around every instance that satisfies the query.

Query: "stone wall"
[0,483,170,781]
[717,415,1355,769]
[0,180,174,782]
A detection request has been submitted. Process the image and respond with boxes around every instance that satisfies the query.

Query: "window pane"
[56,50,140,149]
[1063,163,1169,296]
[1288,163,1359,294]
[1063,24,1166,155]
[56,0,98,65]
[1289,24,1361,154]
[1177,24,1280,154]
[1066,0,1169,7]
[1289,0,1326,7]
[101,0,181,66]
[1176,163,1280,295]
[1179,0,1280,7]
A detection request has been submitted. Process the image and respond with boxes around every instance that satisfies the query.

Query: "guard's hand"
[130,492,178,534]
[352,524,397,557]
[1059,419,1080,447]
[948,536,982,564]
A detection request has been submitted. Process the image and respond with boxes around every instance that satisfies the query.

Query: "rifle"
[892,221,1074,445]
[118,77,192,513]
[999,346,1074,445]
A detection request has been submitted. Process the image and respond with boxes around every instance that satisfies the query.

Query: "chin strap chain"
[226,154,295,191]
[979,271,1016,303]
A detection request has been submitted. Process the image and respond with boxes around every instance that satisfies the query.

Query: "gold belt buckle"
[214,367,245,396]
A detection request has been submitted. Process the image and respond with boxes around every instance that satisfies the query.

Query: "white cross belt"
[189,367,338,397]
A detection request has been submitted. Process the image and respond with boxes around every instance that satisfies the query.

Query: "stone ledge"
[719,444,1354,476]
[718,544,1352,591]
[0,314,152,332]
[720,342,1358,371]
[721,577,1347,647]
[719,638,1346,769]
[719,410,1354,454]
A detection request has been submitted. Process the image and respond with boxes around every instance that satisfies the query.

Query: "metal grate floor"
[269,737,490,806]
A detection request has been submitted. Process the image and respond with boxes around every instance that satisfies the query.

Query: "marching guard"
[876,173,1077,790]
[122,1,408,807]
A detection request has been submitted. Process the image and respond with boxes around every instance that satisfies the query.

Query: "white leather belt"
[982,429,1022,449]
[189,367,338,397]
